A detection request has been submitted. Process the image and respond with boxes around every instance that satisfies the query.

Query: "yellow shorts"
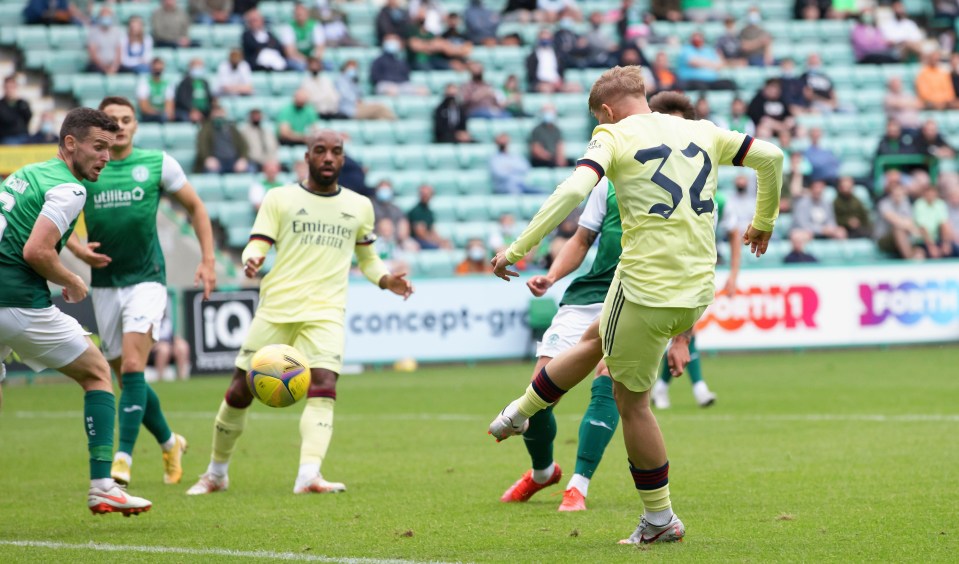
[599,276,707,393]
[234,315,344,374]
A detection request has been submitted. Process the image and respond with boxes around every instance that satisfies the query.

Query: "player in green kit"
[0,107,152,515]
[488,66,782,544]
[67,96,217,487]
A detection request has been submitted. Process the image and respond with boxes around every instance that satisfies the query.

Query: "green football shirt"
[81,147,187,287]
[0,159,87,308]
[561,178,623,306]
[276,103,318,135]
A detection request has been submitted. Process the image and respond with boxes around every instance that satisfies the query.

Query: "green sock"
[522,405,556,470]
[142,384,173,446]
[574,376,619,479]
[84,390,115,480]
[658,353,673,384]
[687,337,703,385]
[117,372,147,455]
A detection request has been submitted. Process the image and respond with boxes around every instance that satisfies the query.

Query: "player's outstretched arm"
[740,138,784,257]
[24,216,88,303]
[355,243,414,300]
[527,226,598,297]
[170,183,217,299]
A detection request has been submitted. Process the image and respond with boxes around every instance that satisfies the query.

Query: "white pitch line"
[0,540,456,564]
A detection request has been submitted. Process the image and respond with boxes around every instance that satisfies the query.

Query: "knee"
[307,369,338,397]
[225,371,254,408]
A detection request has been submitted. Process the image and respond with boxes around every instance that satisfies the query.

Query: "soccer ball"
[247,344,311,408]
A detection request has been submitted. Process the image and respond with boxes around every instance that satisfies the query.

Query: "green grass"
[1,346,958,563]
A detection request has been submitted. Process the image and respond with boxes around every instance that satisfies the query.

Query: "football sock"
[567,473,590,496]
[687,337,703,385]
[516,368,566,418]
[629,460,672,526]
[523,404,556,478]
[210,399,248,471]
[90,478,114,490]
[299,397,335,475]
[574,376,619,480]
[117,372,147,455]
[84,390,115,481]
[113,451,132,466]
[658,354,674,384]
[142,384,174,448]
[532,463,556,484]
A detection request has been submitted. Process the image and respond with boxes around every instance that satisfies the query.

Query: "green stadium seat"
[226,226,251,248]
[816,19,851,41]
[105,74,139,98]
[492,47,527,72]
[218,201,254,227]
[49,25,85,49]
[454,196,488,221]
[428,175,459,196]
[162,123,197,150]
[423,145,458,169]
[452,221,490,247]
[72,75,106,100]
[354,145,393,170]
[456,144,494,169]
[15,26,48,50]
[0,4,23,27]
[455,169,492,195]
[166,147,195,173]
[188,26,213,47]
[43,51,88,74]
[326,119,362,141]
[393,120,431,144]
[430,196,457,221]
[488,196,521,220]
[360,120,396,144]
[519,194,549,219]
[222,174,251,201]
[413,250,456,277]
[393,95,436,119]
[269,71,304,95]
[527,168,553,192]
[134,124,164,150]
[211,24,244,47]
[115,2,153,22]
[191,175,225,203]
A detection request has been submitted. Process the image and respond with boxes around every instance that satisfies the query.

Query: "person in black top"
[433,83,471,144]
[0,76,32,145]
[748,78,794,138]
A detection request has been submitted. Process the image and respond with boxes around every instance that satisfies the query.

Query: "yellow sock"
[211,399,248,464]
[639,484,671,513]
[516,384,552,418]
[299,397,335,469]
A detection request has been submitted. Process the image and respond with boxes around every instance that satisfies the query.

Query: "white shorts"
[0,306,91,371]
[92,282,167,360]
[536,303,604,359]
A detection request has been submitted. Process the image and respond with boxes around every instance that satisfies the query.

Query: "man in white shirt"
[879,1,924,59]
[215,49,254,97]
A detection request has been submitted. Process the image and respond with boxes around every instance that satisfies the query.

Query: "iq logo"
[697,285,819,331]
[859,281,959,326]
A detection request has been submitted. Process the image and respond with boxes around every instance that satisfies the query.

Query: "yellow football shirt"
[248,183,383,323]
[506,112,782,308]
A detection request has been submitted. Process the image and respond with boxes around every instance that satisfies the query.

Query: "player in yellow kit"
[187,131,413,496]
[488,66,783,544]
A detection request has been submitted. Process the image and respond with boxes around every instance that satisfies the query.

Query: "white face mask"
[468,247,486,262]
[376,187,393,202]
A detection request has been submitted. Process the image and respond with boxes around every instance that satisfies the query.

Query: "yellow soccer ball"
[247,344,311,408]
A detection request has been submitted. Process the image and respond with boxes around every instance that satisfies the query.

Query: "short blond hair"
[588,66,647,113]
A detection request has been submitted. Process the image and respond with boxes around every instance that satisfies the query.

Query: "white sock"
[532,462,555,484]
[90,478,114,491]
[208,460,229,477]
[296,462,320,484]
[160,434,177,452]
[644,507,674,527]
[567,473,590,497]
[113,451,132,466]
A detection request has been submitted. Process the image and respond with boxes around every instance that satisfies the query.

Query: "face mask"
[152,69,163,77]
[558,18,573,30]
[496,143,508,152]
[747,11,761,24]
[40,121,54,135]
[384,40,401,54]
[311,69,321,77]
[99,16,113,27]
[190,68,205,79]
[345,67,357,78]
[471,73,483,82]
[212,117,226,126]
[250,118,262,126]
[468,247,485,262]
[537,38,551,47]
[542,112,556,123]
[376,187,393,202]
[736,184,747,193]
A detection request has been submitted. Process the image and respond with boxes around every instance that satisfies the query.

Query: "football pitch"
[1,346,957,563]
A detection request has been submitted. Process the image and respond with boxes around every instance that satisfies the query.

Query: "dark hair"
[648,91,697,120]
[98,96,136,113]
[59,107,119,147]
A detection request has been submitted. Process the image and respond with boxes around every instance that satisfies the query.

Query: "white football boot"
[88,484,152,516]
[186,472,229,495]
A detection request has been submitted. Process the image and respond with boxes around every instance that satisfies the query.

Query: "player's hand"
[244,256,265,279]
[195,260,217,300]
[384,272,414,300]
[62,274,88,304]
[526,275,553,297]
[666,337,691,377]
[491,252,519,282]
[723,275,738,297]
[742,224,773,258]
[78,241,112,268]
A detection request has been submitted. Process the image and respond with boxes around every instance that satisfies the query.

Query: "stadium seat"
[211,24,244,47]
[413,250,456,277]
[226,225,252,248]
[217,201,255,229]
[15,26,48,50]
[269,72,304,95]
[222,174,252,201]
[454,195,489,221]
[162,123,198,150]
[191,175,225,203]
[49,26,85,50]
[430,196,457,221]
[452,221,491,247]
[134,124,164,150]
[105,74,139,99]
[71,75,106,101]
[519,194,549,219]
[488,196,522,220]
[393,120,432,144]
[455,169,492,195]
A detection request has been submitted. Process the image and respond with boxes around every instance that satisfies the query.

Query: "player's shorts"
[536,303,603,358]
[599,276,708,393]
[234,315,344,374]
[91,282,167,360]
[0,306,92,371]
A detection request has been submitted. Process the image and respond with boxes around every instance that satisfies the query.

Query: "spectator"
[460,62,509,119]
[373,217,414,273]
[0,76,33,145]
[650,0,682,22]
[727,97,755,136]
[119,16,153,74]
[502,0,538,23]
[795,0,833,20]
[441,12,474,70]
[528,104,568,168]
[833,176,872,239]
[526,28,580,93]
[465,0,500,46]
[944,182,959,251]
[879,1,924,60]
[916,119,956,161]
[779,58,808,114]
[322,10,360,48]
[152,305,191,381]
[195,103,250,174]
[801,54,838,113]
[241,9,288,71]
[335,60,396,120]
[301,57,340,118]
[676,32,736,91]
[876,178,922,259]
[408,184,451,249]
[792,180,847,240]
[26,111,59,144]
[23,0,83,25]
[249,160,284,211]
[214,49,254,98]
[408,16,450,70]
[277,89,318,146]
[174,58,213,123]
[372,181,413,242]
[952,53,959,101]
[552,15,581,69]
[410,0,447,35]
[237,108,280,169]
[152,0,193,48]
[650,51,677,92]
[722,174,756,237]
[539,2,581,24]
[490,133,534,194]
[434,84,471,143]
[916,51,958,110]
[805,127,841,184]
[340,151,373,198]
[883,76,922,130]
[618,48,655,91]
[292,159,309,182]
[189,0,239,25]
[278,3,324,72]
[738,7,774,67]
[914,183,956,258]
[501,74,526,117]
[783,230,818,263]
[370,35,428,96]
[456,238,494,275]
[716,15,746,67]
[694,97,719,125]
[748,78,794,138]
[376,0,411,45]
[875,118,922,167]
[488,213,520,255]
[851,11,898,64]
[580,11,617,69]
[86,7,123,75]
[616,0,654,46]
[136,58,175,123]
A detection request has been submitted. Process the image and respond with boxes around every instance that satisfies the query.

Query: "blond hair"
[588,66,647,113]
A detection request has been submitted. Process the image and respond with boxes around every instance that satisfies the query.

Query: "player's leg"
[293,319,347,494]
[686,336,716,407]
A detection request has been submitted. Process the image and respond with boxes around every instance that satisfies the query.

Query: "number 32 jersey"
[577,113,780,309]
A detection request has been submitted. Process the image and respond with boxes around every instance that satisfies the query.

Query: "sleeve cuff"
[576,158,605,179]
[751,217,776,231]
